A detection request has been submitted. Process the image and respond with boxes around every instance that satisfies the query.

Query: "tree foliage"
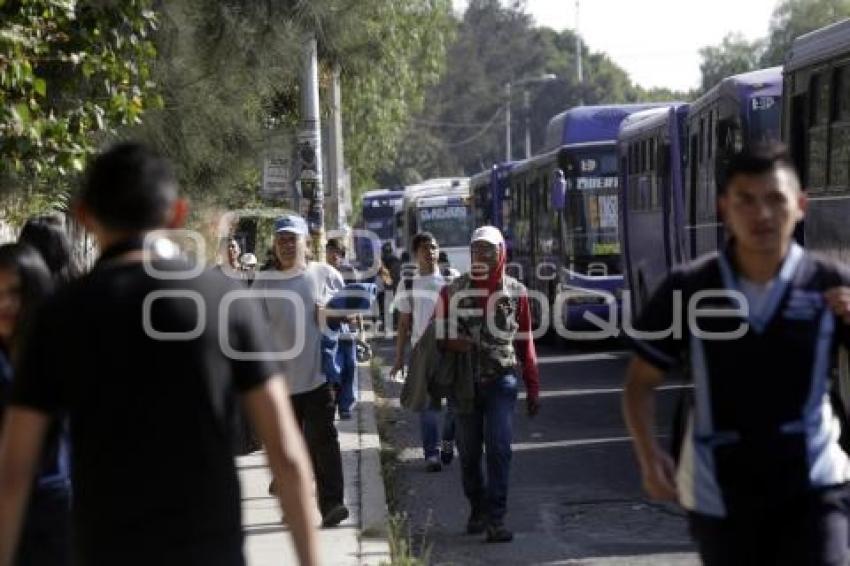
[0,0,159,206]
[129,0,453,213]
[761,0,850,66]
[697,0,850,93]
[340,0,454,202]
[698,33,764,94]
[378,0,688,183]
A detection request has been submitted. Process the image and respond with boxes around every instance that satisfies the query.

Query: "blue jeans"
[419,401,456,459]
[454,373,518,525]
[335,338,358,413]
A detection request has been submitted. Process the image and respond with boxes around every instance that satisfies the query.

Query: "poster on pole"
[261,154,291,200]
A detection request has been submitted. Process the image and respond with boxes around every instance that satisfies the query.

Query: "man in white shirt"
[253,213,349,528]
[391,232,456,472]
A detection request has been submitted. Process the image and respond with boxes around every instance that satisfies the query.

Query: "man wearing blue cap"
[253,213,349,528]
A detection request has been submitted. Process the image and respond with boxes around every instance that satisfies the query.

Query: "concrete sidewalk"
[237,365,391,565]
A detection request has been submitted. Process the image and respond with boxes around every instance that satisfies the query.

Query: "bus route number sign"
[579,159,597,173]
[752,96,776,111]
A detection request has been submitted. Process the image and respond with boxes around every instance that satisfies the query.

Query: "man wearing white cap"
[252,213,350,528]
[435,225,540,543]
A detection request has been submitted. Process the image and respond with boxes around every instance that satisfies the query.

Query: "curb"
[357,362,392,564]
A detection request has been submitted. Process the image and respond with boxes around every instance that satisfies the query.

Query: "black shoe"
[425,456,442,473]
[485,524,513,543]
[338,410,352,420]
[440,440,454,465]
[321,504,349,528]
[466,514,486,535]
[268,479,276,496]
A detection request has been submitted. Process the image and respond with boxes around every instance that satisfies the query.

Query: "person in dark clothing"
[624,144,850,566]
[0,244,69,566]
[0,142,319,566]
[18,215,81,285]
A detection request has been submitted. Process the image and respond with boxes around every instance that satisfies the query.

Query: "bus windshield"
[417,205,473,248]
[362,206,396,240]
[562,147,621,265]
[748,95,781,144]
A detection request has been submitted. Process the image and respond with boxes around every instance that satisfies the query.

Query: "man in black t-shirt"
[0,143,319,566]
[623,144,850,565]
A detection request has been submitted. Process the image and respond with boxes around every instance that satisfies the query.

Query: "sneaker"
[321,504,349,528]
[440,440,454,465]
[466,513,486,535]
[425,456,442,473]
[485,524,513,543]
[338,410,352,420]
[268,479,277,496]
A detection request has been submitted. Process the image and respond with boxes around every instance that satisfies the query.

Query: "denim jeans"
[454,373,518,525]
[335,338,358,413]
[419,401,457,459]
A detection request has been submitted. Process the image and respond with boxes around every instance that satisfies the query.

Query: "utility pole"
[327,62,345,231]
[523,88,532,159]
[504,82,512,162]
[299,33,324,261]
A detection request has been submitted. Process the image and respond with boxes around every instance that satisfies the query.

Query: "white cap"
[471,225,504,246]
[240,252,258,267]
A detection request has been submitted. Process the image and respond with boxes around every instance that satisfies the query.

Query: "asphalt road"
[372,338,700,566]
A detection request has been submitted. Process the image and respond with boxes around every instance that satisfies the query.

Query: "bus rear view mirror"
[551,169,567,211]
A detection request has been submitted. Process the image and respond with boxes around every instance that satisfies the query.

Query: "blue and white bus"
[470,161,515,247]
[618,104,689,318]
[684,66,782,260]
[357,187,404,265]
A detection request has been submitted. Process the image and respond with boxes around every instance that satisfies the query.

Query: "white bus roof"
[362,188,404,200]
[402,177,469,203]
[416,193,470,208]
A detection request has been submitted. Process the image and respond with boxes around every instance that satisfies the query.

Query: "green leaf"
[33,78,46,97]
[13,103,31,127]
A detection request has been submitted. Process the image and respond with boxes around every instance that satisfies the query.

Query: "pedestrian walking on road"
[391,232,457,472]
[253,214,350,528]
[435,225,540,543]
[0,143,319,566]
[623,144,850,566]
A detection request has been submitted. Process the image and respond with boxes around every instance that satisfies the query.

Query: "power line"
[443,106,503,148]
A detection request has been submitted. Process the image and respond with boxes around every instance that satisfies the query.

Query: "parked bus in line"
[356,187,404,266]
[783,18,850,264]
[511,103,669,331]
[782,19,850,412]
[397,177,473,273]
[684,66,782,261]
[470,162,515,246]
[617,103,689,318]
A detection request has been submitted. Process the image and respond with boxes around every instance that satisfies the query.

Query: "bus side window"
[829,65,850,191]
[808,71,829,190]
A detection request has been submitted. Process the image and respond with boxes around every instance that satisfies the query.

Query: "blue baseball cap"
[274,214,308,236]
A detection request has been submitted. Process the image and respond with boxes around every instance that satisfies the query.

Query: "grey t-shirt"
[254,262,344,395]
